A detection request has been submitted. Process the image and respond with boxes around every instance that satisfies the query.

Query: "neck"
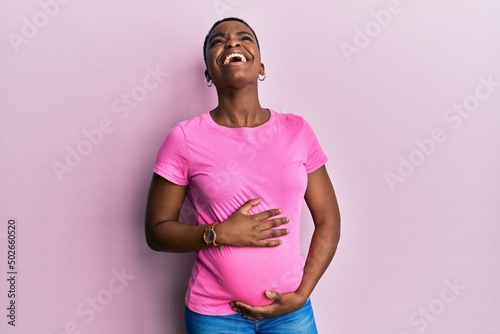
[211,85,268,128]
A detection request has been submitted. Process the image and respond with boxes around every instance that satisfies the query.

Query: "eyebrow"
[236,31,253,38]
[208,31,254,44]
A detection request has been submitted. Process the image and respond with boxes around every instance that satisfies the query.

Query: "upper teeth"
[223,53,247,64]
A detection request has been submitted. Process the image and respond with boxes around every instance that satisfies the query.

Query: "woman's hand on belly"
[217,198,290,247]
[230,290,307,320]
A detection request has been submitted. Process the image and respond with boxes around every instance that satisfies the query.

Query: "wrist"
[294,288,311,302]
[203,222,224,249]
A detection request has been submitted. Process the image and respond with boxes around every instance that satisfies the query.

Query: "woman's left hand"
[230,290,307,320]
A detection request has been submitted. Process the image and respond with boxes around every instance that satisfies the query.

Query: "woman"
[145,17,340,333]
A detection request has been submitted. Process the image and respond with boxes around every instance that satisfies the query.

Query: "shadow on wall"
[131,175,194,334]
[163,252,196,334]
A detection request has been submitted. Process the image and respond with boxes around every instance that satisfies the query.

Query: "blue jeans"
[184,299,318,334]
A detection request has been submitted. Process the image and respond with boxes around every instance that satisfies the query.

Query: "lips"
[222,52,248,65]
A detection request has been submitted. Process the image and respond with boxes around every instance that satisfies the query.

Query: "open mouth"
[222,53,247,65]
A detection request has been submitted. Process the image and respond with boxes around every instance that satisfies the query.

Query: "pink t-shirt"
[153,109,327,315]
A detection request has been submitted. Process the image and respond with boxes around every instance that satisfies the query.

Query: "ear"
[260,63,265,75]
[204,69,211,81]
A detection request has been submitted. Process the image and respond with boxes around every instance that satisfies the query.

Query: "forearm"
[146,220,209,253]
[145,182,289,252]
[296,166,341,300]
[295,220,340,299]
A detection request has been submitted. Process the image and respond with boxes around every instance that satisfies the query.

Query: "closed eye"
[210,39,223,47]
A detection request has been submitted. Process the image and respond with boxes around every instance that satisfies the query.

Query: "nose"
[224,34,240,48]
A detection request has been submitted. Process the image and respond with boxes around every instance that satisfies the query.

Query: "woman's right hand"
[216,198,290,247]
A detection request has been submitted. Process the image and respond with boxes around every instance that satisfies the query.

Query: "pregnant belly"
[193,245,305,307]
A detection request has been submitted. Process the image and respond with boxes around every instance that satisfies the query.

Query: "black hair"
[203,17,260,66]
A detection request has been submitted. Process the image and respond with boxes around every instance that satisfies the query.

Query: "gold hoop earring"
[259,73,266,81]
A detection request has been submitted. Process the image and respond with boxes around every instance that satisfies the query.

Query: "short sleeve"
[153,124,190,186]
[302,119,328,173]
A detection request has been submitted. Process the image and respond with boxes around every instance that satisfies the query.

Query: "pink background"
[1,1,499,333]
